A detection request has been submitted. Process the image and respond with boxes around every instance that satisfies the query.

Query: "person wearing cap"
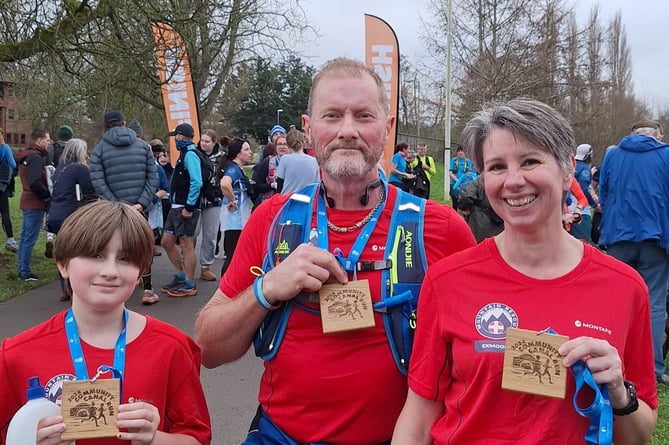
[160,122,203,298]
[568,143,599,243]
[256,124,287,166]
[599,117,669,385]
[448,144,473,209]
[44,124,74,258]
[89,111,160,303]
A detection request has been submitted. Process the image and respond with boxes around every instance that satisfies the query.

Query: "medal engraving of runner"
[502,327,568,399]
[319,279,375,334]
[60,379,120,440]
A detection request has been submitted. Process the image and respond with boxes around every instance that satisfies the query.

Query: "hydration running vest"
[253,180,427,375]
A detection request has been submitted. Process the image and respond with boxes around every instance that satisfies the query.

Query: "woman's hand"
[559,336,628,409]
[116,401,160,445]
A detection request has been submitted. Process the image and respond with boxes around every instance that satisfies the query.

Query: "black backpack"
[191,148,221,203]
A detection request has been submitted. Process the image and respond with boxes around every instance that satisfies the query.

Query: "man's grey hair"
[632,126,663,141]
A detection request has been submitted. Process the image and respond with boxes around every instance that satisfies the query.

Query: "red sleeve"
[423,201,477,265]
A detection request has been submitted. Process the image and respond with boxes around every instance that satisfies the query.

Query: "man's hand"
[262,243,349,305]
[181,208,193,219]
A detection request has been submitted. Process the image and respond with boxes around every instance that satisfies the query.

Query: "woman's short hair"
[53,201,154,275]
[460,98,575,173]
[61,138,88,164]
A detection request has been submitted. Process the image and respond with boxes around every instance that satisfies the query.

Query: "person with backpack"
[448,144,473,209]
[44,124,73,258]
[15,128,51,281]
[410,143,436,199]
[195,58,475,445]
[160,123,203,298]
[0,127,18,253]
[217,138,253,277]
[195,129,224,282]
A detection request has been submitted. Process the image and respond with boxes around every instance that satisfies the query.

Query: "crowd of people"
[0,55,667,445]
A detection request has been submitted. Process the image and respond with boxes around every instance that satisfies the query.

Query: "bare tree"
[0,0,315,134]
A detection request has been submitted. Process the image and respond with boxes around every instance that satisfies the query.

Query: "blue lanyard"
[546,328,612,445]
[65,308,128,399]
[315,181,386,274]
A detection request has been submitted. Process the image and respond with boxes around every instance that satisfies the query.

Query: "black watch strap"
[612,380,639,416]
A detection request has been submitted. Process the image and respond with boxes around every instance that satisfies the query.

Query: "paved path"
[0,244,262,445]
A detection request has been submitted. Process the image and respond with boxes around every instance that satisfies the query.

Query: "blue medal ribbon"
[65,308,128,400]
[315,180,387,275]
[546,328,612,445]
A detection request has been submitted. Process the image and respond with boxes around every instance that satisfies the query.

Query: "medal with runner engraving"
[502,327,568,399]
[60,378,120,440]
[319,279,375,334]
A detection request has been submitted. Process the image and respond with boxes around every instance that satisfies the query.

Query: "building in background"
[0,81,31,147]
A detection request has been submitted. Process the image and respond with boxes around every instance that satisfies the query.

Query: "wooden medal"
[60,378,120,440]
[319,279,375,334]
[502,327,568,399]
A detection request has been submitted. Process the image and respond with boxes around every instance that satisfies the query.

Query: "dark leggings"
[220,230,242,277]
[0,191,13,238]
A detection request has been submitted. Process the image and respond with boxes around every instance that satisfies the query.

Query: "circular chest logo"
[475,303,519,339]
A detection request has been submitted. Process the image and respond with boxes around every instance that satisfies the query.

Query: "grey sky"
[302,0,668,112]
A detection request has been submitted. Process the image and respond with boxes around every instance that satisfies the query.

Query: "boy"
[0,201,211,444]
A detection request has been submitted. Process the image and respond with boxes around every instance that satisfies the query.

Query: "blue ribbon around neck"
[315,181,387,278]
[65,307,128,400]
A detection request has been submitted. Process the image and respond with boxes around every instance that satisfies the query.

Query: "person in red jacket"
[15,128,51,281]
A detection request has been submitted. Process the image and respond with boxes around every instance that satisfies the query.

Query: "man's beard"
[317,143,380,180]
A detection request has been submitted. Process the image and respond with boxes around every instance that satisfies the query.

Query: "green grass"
[0,179,59,302]
[2,166,668,443]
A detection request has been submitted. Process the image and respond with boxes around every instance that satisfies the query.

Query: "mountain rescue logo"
[475,303,519,339]
[474,303,519,353]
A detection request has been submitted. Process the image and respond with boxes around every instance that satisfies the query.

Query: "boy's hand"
[36,416,74,445]
[116,401,160,445]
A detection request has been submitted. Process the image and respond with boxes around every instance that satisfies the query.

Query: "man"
[599,117,669,385]
[569,143,598,243]
[448,144,473,209]
[44,124,73,258]
[195,58,475,444]
[46,124,72,168]
[89,111,160,303]
[410,143,436,199]
[195,129,224,281]
[15,128,51,281]
[275,128,320,194]
[160,123,203,298]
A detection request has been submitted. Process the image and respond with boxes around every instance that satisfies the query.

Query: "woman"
[47,138,97,301]
[218,137,253,276]
[392,99,657,444]
[388,142,414,191]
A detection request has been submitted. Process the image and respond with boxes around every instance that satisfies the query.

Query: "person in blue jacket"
[599,117,669,385]
[0,127,17,252]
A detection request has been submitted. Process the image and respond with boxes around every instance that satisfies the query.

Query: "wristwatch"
[612,381,639,416]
